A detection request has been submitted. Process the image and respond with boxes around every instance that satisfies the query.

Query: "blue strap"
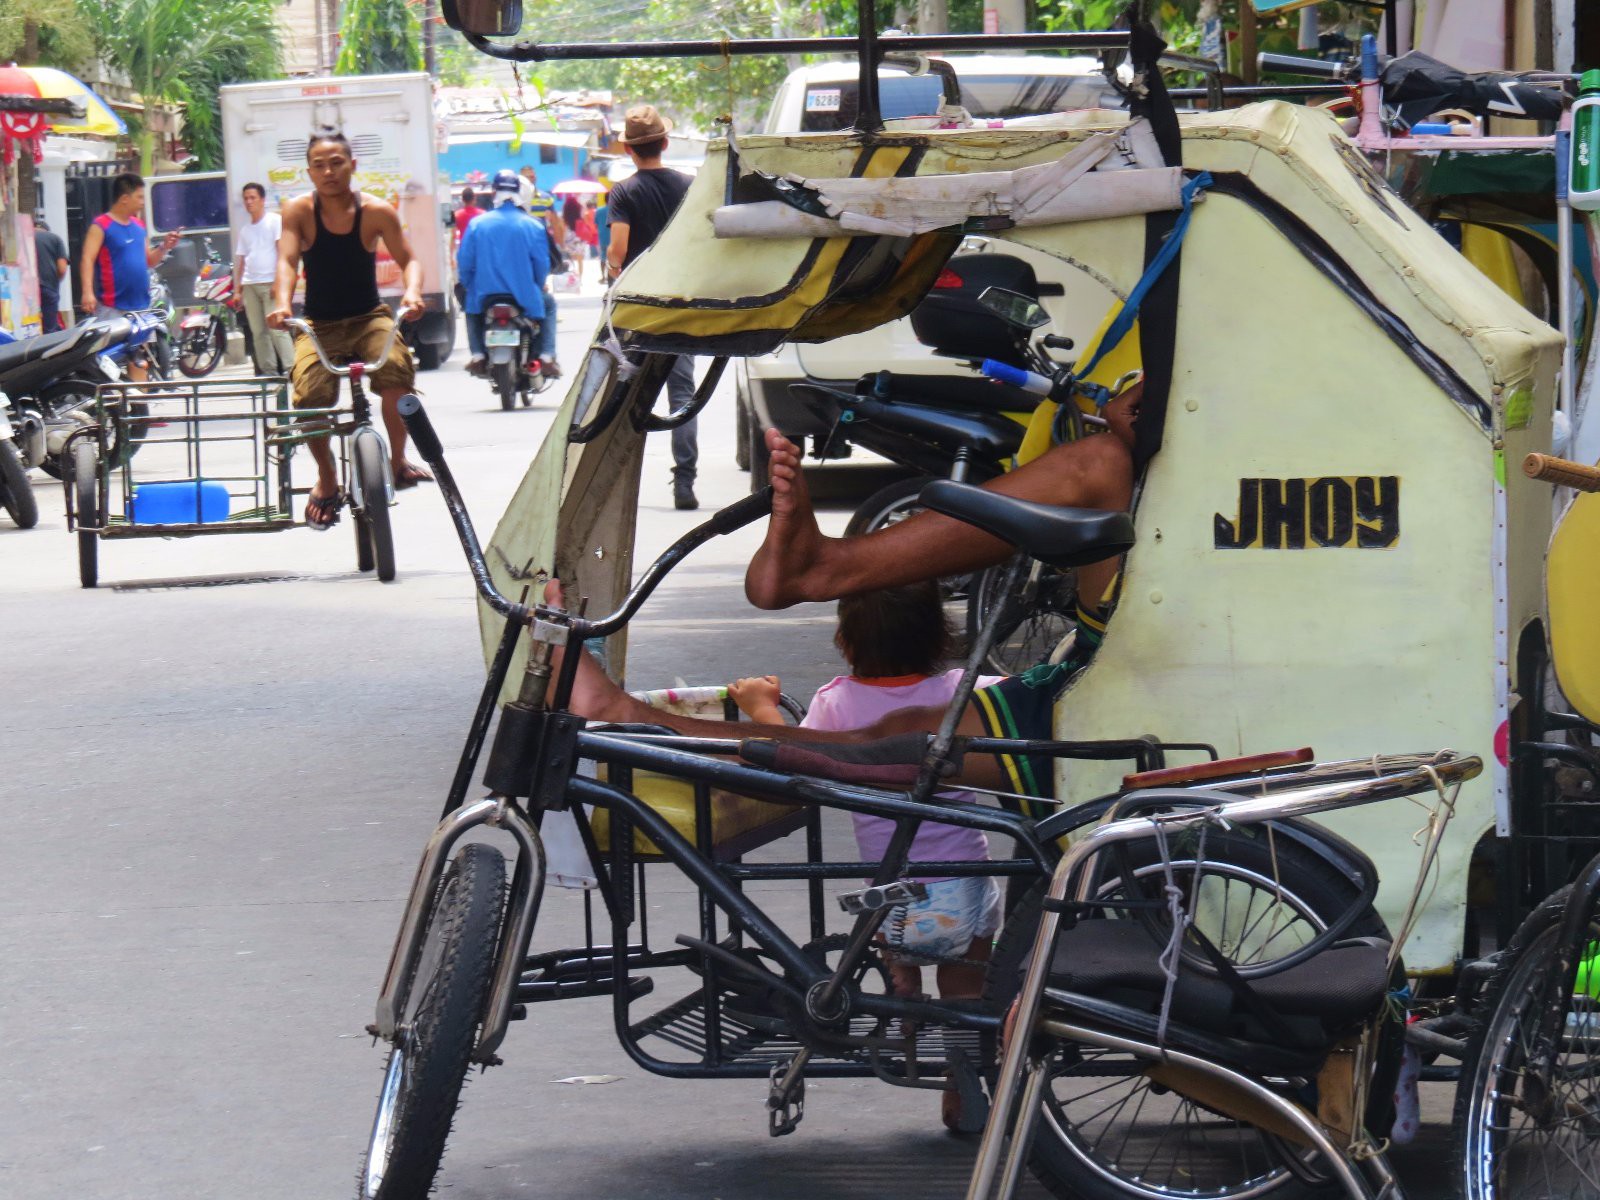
[1052,171,1211,440]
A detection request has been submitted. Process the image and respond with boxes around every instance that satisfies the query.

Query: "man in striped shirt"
[79,172,180,382]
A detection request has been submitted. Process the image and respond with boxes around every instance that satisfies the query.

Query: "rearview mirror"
[443,0,523,36]
[978,286,1050,330]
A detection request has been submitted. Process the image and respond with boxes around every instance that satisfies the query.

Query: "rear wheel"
[358,842,507,1200]
[72,440,99,588]
[177,319,225,378]
[970,556,1078,677]
[354,434,396,582]
[1455,885,1600,1200]
[987,829,1389,1200]
[0,440,38,528]
[493,361,516,411]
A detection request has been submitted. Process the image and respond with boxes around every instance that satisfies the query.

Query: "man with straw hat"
[606,103,699,510]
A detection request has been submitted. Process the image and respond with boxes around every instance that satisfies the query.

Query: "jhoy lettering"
[1214,477,1400,550]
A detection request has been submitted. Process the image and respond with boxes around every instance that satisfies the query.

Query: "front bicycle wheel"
[1455,885,1600,1200]
[353,433,395,582]
[987,829,1388,1200]
[72,440,100,588]
[359,842,507,1200]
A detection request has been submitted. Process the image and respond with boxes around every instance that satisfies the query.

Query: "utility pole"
[918,0,948,35]
[423,0,439,78]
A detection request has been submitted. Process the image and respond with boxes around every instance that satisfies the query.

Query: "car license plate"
[485,328,520,346]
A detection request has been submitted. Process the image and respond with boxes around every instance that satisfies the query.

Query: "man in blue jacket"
[459,169,548,377]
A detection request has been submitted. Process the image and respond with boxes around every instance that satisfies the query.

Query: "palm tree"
[335,0,424,76]
[79,0,282,173]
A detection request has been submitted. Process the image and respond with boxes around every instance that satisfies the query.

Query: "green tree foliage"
[79,0,282,172]
[0,0,95,71]
[336,0,426,76]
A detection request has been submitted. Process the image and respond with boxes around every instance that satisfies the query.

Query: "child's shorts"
[884,875,1003,966]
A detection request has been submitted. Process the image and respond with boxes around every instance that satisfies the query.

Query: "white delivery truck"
[219,72,457,369]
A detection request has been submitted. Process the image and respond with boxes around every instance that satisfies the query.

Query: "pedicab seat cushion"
[589,770,807,861]
[1047,919,1391,1046]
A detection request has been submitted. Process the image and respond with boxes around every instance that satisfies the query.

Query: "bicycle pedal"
[766,1060,806,1137]
[838,880,927,915]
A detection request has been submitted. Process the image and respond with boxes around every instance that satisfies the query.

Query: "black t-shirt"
[607,167,692,268]
[34,228,67,299]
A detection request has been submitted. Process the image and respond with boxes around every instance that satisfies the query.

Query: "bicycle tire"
[969,557,1078,677]
[493,361,515,412]
[354,434,395,582]
[355,509,375,573]
[358,842,506,1200]
[985,829,1388,1200]
[0,439,38,528]
[1453,884,1600,1200]
[72,440,99,588]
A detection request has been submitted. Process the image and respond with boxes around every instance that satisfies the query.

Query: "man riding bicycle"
[459,169,549,379]
[267,130,432,530]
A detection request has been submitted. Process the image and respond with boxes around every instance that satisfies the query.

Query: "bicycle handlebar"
[283,315,405,378]
[397,395,776,635]
[1524,452,1600,493]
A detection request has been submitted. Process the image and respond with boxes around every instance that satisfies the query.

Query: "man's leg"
[289,338,341,522]
[465,309,485,372]
[538,289,557,364]
[666,354,698,508]
[40,294,59,334]
[745,428,1133,610]
[261,287,295,374]
[241,284,270,373]
[541,578,1010,789]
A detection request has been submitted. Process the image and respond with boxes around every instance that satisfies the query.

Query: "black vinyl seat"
[1045,919,1392,1054]
[0,325,100,374]
[918,479,1134,569]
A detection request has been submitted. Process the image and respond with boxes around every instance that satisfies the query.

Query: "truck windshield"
[799,72,1108,132]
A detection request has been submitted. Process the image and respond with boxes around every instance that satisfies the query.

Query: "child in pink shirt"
[732,580,1003,1014]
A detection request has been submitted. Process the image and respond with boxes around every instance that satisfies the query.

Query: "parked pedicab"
[351,3,1600,1199]
[64,319,401,588]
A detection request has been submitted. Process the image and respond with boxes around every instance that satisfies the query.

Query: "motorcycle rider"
[459,169,549,380]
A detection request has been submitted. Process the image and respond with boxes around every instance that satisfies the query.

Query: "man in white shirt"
[234,182,294,374]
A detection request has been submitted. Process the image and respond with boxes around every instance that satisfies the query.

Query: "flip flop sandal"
[393,463,434,490]
[304,491,342,531]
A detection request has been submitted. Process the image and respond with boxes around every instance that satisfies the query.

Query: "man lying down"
[552,377,1145,805]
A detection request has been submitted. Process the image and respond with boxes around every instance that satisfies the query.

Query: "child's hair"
[835,581,956,679]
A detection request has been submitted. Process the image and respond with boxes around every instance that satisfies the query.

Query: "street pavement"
[0,287,1455,1199]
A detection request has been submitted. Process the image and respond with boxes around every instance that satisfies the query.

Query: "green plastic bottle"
[1572,69,1600,211]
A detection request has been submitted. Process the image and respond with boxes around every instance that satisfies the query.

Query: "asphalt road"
[0,291,1457,1199]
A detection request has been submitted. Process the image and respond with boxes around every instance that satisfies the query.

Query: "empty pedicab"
[351,3,1600,1199]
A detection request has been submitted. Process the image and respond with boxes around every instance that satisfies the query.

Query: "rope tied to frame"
[1150,811,1214,1048]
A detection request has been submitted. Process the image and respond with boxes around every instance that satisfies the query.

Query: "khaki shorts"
[289,305,416,409]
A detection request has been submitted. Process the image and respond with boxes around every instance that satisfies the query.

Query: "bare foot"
[540,579,636,724]
[744,429,834,609]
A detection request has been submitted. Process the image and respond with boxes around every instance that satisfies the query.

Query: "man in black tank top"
[267,131,431,530]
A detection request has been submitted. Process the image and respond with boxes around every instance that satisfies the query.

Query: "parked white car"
[735,55,1123,483]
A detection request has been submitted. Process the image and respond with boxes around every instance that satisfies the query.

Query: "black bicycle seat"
[918,479,1134,569]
